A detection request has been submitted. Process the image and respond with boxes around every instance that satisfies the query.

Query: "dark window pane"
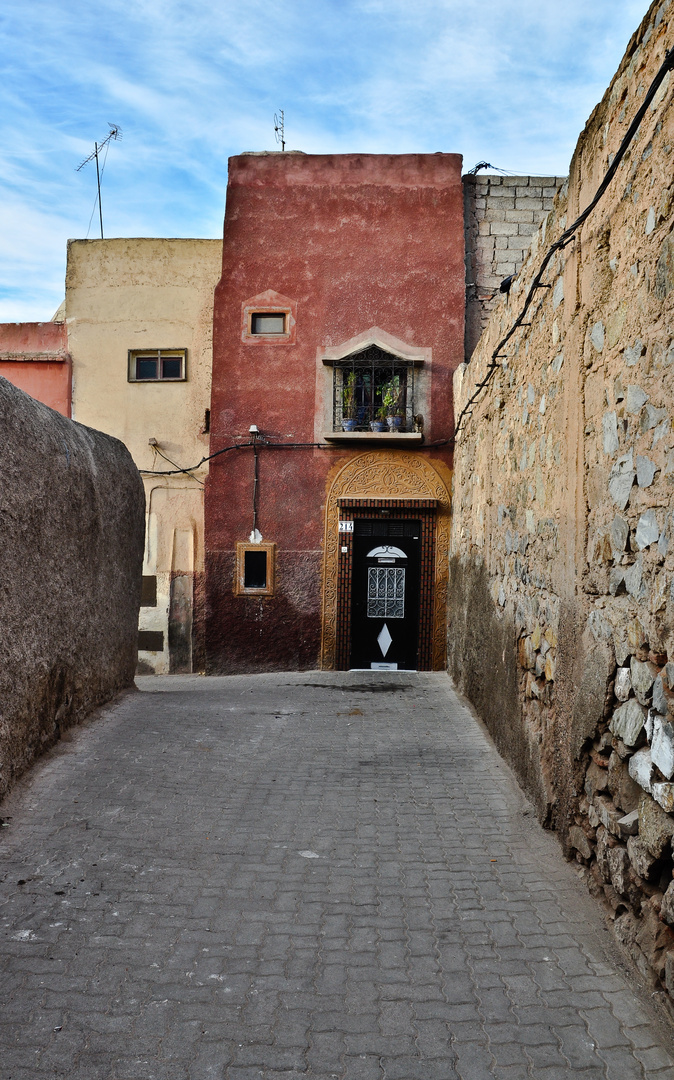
[244,549,267,589]
[141,575,157,607]
[161,357,182,379]
[251,313,285,334]
[136,357,158,379]
[138,630,164,651]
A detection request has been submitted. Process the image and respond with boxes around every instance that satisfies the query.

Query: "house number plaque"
[338,520,354,533]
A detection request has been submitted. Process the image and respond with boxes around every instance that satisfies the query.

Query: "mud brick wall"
[464,174,566,360]
[0,377,145,800]
[451,0,674,999]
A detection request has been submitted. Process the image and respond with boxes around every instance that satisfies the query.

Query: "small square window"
[251,313,286,335]
[138,630,164,651]
[128,349,187,382]
[137,357,158,379]
[141,575,157,607]
[234,542,276,596]
[244,550,267,589]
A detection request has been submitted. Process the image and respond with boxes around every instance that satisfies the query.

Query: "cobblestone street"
[2,672,674,1080]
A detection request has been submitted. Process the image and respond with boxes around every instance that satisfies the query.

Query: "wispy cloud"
[0,0,651,318]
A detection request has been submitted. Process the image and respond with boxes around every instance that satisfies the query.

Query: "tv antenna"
[76,124,122,239]
[274,110,285,151]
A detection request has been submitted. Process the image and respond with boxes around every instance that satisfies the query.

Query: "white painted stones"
[652,782,674,813]
[615,666,632,701]
[651,714,674,779]
[630,657,657,703]
[628,747,654,792]
[635,458,657,489]
[641,402,667,431]
[603,411,619,454]
[610,698,647,745]
[624,338,645,366]
[635,509,659,550]
[609,450,636,509]
[624,558,645,600]
[625,385,648,414]
[652,674,670,715]
[610,515,629,555]
[590,321,605,351]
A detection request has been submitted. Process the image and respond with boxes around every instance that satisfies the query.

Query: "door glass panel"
[367,567,405,618]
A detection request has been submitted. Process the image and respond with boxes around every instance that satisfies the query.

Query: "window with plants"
[332,345,415,432]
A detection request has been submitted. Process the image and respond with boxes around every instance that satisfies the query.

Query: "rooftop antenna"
[76,124,122,238]
[274,110,285,151]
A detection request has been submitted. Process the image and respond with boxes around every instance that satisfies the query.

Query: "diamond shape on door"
[377,623,393,657]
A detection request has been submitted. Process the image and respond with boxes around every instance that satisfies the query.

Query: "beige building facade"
[66,238,222,673]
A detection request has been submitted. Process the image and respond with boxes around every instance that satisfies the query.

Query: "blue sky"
[0,0,650,321]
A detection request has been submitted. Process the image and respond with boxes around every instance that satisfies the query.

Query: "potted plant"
[370,404,387,432]
[382,376,404,431]
[342,371,358,431]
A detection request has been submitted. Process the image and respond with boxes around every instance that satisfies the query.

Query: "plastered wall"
[0,377,144,801]
[66,238,221,672]
[451,0,674,998]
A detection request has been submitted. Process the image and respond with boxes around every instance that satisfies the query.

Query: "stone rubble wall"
[464,174,566,360]
[450,0,674,1000]
[0,376,145,801]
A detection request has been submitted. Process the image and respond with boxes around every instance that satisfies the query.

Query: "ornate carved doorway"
[320,452,451,671]
[350,519,421,670]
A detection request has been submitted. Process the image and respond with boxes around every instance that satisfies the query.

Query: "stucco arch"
[320,451,451,670]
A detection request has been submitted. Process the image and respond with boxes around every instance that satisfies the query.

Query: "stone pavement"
[2,673,674,1080]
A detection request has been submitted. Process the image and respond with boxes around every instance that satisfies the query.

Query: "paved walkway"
[2,673,674,1080]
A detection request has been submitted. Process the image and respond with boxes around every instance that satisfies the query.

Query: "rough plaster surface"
[451,0,674,999]
[0,376,145,800]
[66,238,221,673]
[206,153,463,673]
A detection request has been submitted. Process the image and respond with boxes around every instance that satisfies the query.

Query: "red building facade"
[0,322,71,417]
[205,152,465,673]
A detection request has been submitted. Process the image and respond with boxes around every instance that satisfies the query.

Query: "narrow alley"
[2,673,674,1080]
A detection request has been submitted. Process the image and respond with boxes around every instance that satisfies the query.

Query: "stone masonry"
[450,0,674,1000]
[463,174,566,360]
[2,672,674,1079]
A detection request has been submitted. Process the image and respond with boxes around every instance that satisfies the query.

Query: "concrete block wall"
[0,377,145,800]
[451,0,674,1001]
[464,174,566,360]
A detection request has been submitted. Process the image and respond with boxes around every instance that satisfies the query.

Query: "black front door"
[350,519,421,670]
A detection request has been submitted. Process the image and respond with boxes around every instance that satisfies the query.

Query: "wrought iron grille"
[332,346,415,432]
[367,566,406,618]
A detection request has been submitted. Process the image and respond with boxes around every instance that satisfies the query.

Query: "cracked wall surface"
[450,0,674,1000]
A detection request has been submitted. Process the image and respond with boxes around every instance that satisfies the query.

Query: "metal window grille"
[367,567,405,619]
[333,346,415,431]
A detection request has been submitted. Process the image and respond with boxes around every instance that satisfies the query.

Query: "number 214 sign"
[338,520,354,533]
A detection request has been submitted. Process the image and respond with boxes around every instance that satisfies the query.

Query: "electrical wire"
[153,444,205,486]
[453,44,674,442]
[138,431,460,478]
